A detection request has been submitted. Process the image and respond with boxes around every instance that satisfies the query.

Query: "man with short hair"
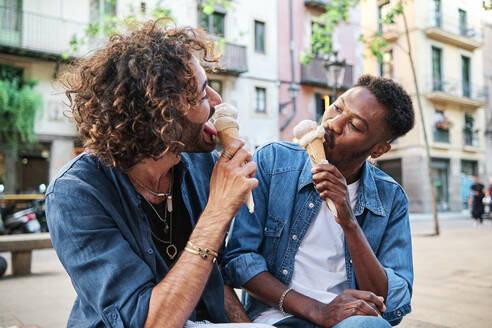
[46,21,271,327]
[223,75,415,327]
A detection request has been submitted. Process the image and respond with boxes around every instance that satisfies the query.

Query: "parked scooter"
[0,184,43,234]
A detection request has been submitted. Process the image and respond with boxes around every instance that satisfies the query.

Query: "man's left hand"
[312,162,356,228]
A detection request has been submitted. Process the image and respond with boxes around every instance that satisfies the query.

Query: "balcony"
[304,1,329,10]
[424,14,482,51]
[0,6,87,60]
[213,42,248,76]
[300,57,353,89]
[425,78,487,109]
[380,23,398,43]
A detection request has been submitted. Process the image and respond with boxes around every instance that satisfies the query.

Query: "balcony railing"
[304,1,329,10]
[215,42,248,75]
[0,6,87,56]
[425,12,482,50]
[426,77,487,108]
[300,57,353,89]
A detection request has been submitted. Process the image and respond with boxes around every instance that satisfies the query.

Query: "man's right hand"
[310,289,386,328]
[207,139,258,220]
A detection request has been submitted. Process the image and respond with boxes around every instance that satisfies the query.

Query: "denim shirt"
[222,142,413,326]
[46,152,228,327]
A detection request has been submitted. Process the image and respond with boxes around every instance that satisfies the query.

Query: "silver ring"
[221,150,234,160]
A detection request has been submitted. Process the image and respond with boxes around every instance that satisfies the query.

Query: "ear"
[370,142,391,159]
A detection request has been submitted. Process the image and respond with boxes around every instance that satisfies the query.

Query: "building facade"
[362,0,488,213]
[0,0,278,193]
[277,0,363,141]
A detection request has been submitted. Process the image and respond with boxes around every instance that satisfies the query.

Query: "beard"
[180,110,217,153]
[323,128,375,170]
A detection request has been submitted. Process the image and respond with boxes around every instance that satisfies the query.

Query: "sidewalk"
[1,213,491,327]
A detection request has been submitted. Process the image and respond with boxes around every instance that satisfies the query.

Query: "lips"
[202,121,218,145]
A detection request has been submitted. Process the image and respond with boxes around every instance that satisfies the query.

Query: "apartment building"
[0,0,278,192]
[362,0,488,213]
[278,0,363,141]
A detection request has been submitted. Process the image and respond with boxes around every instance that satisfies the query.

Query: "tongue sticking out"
[203,122,218,136]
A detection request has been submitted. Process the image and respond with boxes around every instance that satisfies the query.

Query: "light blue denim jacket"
[222,142,413,326]
[46,152,228,327]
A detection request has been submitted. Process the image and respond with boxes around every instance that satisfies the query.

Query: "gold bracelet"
[184,246,217,262]
[186,241,219,257]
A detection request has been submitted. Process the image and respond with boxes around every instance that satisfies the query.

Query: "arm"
[145,141,258,327]
[312,163,388,300]
[223,284,251,322]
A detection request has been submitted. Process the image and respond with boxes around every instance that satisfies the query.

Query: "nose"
[207,86,222,108]
[325,114,344,135]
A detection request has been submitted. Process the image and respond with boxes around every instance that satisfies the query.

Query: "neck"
[127,152,180,202]
[340,160,366,185]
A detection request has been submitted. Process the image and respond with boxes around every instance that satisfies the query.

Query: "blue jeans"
[275,315,391,328]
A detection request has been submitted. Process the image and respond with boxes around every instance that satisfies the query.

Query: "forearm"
[243,272,320,323]
[144,207,230,328]
[224,284,251,322]
[343,222,388,299]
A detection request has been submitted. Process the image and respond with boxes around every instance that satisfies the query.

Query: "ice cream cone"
[305,138,326,167]
[214,104,255,214]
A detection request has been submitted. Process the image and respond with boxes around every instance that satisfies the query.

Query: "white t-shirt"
[254,180,360,325]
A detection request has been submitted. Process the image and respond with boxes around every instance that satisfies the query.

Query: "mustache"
[324,128,335,149]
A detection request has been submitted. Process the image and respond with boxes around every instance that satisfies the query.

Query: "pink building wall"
[277,0,362,140]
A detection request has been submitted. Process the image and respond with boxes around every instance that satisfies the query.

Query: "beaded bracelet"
[279,287,294,315]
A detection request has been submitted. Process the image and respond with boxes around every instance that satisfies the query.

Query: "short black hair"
[354,74,414,141]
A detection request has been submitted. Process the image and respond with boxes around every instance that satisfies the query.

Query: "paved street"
[1,213,491,328]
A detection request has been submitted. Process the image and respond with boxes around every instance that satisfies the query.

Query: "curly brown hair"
[62,20,220,170]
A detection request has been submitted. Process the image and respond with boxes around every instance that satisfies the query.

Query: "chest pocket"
[261,215,284,267]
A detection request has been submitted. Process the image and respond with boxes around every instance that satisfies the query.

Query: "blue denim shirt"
[222,142,413,326]
[46,152,228,327]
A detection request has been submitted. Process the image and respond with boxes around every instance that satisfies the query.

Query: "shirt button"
[292,235,297,240]
[282,269,288,275]
[308,202,314,208]
[397,311,402,317]
[147,248,154,255]
[349,259,352,264]
[264,227,268,232]
[111,313,118,320]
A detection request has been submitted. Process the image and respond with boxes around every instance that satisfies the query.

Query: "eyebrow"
[201,81,208,93]
[340,97,369,130]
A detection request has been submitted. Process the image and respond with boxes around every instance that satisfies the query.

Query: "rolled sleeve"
[222,252,268,287]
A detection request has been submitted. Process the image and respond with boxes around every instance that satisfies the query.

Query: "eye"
[201,94,208,102]
[350,122,362,132]
[333,104,342,113]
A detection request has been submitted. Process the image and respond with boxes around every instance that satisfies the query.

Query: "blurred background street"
[1,213,492,328]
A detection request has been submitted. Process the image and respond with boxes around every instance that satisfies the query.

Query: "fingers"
[229,147,252,166]
[347,290,386,313]
[241,161,257,178]
[346,300,381,317]
[220,139,246,162]
[311,161,344,179]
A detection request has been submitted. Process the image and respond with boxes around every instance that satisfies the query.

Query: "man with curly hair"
[46,21,270,327]
[223,75,415,328]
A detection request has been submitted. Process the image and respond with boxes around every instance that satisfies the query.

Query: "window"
[315,93,330,123]
[0,0,21,46]
[90,0,117,22]
[433,110,450,143]
[463,113,478,147]
[378,49,393,78]
[431,0,441,27]
[255,87,267,113]
[432,46,443,91]
[461,55,471,98]
[458,9,467,36]
[209,79,223,97]
[201,11,225,37]
[377,1,390,33]
[254,20,265,53]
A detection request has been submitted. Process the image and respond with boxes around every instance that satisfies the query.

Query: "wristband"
[279,287,294,315]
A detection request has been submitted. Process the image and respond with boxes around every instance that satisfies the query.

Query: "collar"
[297,156,386,217]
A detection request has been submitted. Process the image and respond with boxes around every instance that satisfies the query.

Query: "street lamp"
[324,51,346,104]
[279,81,300,113]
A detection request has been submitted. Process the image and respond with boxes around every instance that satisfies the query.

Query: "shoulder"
[181,152,217,174]
[254,142,308,174]
[370,163,409,203]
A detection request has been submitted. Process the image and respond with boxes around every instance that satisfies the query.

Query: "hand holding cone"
[293,120,338,217]
[213,103,255,213]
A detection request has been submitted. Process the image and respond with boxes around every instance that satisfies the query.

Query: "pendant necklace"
[142,169,177,260]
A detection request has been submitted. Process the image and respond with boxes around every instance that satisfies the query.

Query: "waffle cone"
[218,127,255,213]
[305,138,326,166]
[305,138,338,216]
